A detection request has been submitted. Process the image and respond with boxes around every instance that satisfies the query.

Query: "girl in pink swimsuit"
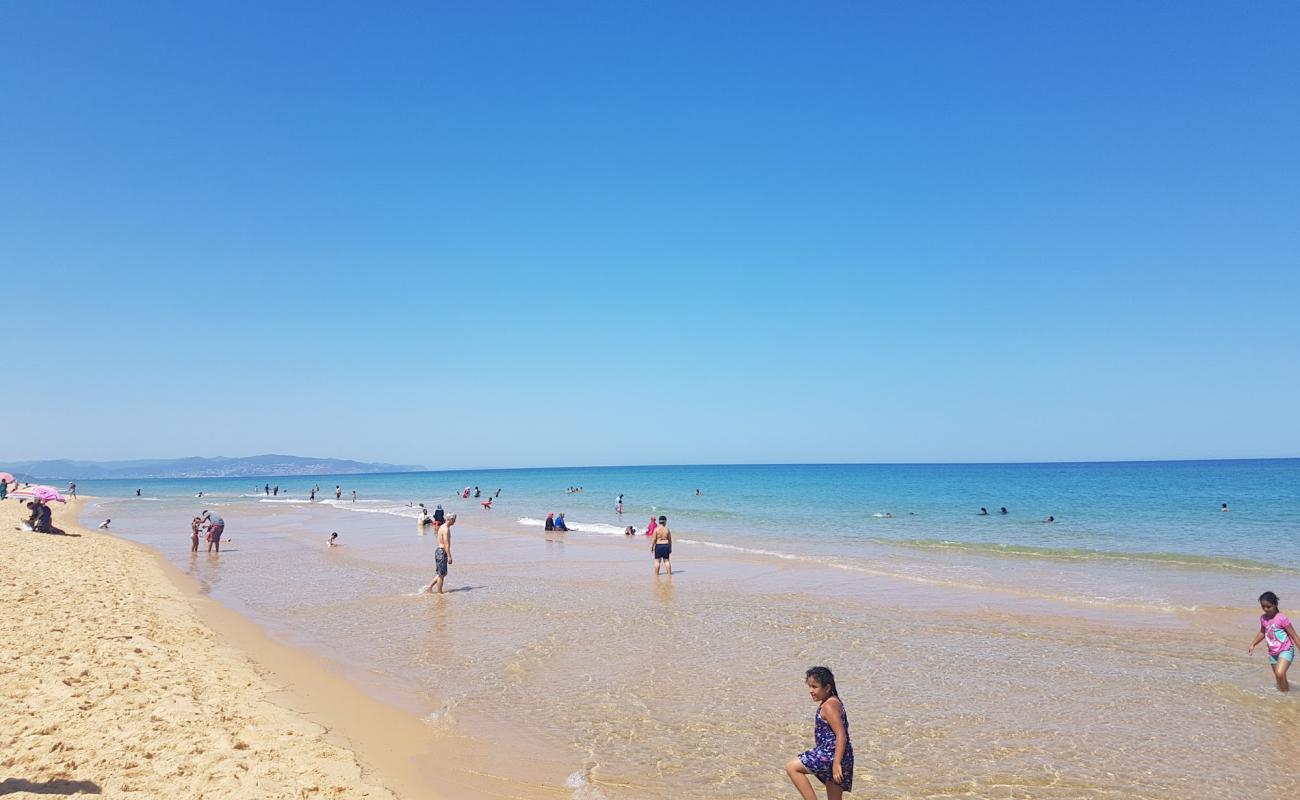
[1250,590,1299,692]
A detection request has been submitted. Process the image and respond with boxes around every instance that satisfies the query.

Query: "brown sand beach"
[0,496,410,798]
[2,497,568,800]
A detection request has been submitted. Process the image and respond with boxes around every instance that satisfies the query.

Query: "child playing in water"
[786,666,853,799]
[1249,590,1298,692]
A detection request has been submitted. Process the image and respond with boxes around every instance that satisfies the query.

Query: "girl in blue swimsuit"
[785,666,853,798]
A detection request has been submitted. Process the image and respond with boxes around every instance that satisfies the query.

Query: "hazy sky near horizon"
[3,3,1297,468]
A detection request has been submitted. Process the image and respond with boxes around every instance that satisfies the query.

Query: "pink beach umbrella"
[12,485,66,503]
[0,472,14,484]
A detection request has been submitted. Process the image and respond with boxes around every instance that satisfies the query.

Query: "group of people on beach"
[190,510,225,553]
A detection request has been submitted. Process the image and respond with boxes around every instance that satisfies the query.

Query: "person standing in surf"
[423,513,456,594]
[651,515,672,575]
[1250,590,1298,692]
[785,666,853,799]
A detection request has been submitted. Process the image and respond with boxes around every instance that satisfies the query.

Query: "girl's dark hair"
[805,666,838,696]
[1261,591,1280,606]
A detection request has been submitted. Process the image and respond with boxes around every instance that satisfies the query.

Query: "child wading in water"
[1249,590,1298,692]
[786,666,853,798]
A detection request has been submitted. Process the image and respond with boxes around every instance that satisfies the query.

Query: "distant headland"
[3,455,426,480]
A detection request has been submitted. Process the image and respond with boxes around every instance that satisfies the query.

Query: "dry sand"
[0,496,408,799]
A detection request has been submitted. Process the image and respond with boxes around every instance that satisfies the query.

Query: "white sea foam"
[564,768,607,800]
[517,517,626,536]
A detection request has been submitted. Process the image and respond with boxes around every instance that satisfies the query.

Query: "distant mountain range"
[3,455,426,480]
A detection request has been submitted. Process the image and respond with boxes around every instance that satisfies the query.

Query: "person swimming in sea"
[1000,507,1008,514]
[1045,515,1055,523]
[978,507,989,515]
[1222,503,1230,512]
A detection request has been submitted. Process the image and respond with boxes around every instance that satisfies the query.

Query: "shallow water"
[79,460,1300,798]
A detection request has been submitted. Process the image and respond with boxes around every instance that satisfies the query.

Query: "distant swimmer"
[696,488,701,496]
[273,485,280,496]
[1000,507,1008,515]
[328,532,339,547]
[264,484,270,495]
[352,490,357,503]
[310,488,317,501]
[495,488,501,498]
[883,512,893,518]
[97,518,110,529]
[474,486,481,498]
[1045,515,1056,523]
[196,492,203,498]
[1222,503,1230,512]
[335,485,342,500]
[136,489,141,497]
[978,507,989,516]
[481,497,493,509]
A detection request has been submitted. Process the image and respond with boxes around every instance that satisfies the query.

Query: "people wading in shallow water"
[785,666,853,800]
[651,515,672,575]
[422,514,457,594]
[1250,591,1298,692]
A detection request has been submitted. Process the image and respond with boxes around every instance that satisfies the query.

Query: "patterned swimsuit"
[800,698,853,792]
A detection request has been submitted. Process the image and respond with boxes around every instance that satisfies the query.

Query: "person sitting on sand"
[34,502,54,533]
[98,519,110,529]
[554,513,570,532]
[328,532,340,547]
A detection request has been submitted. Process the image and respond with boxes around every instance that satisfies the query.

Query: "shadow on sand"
[0,777,102,795]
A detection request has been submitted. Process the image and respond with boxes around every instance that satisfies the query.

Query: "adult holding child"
[202,510,225,553]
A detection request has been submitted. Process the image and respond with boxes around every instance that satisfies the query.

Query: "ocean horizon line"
[29,454,1300,482]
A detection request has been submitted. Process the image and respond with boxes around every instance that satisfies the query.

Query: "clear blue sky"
[3,2,1297,467]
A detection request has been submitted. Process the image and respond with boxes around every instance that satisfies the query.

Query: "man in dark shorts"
[424,513,456,594]
[651,515,672,575]
[202,510,225,553]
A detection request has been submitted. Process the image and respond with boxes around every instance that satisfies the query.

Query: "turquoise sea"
[74,458,1300,567]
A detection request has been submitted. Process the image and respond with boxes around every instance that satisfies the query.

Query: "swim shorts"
[209,525,223,541]
[1271,647,1295,665]
[654,543,671,560]
[434,546,448,577]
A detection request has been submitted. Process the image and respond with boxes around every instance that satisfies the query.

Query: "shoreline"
[1,496,566,800]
